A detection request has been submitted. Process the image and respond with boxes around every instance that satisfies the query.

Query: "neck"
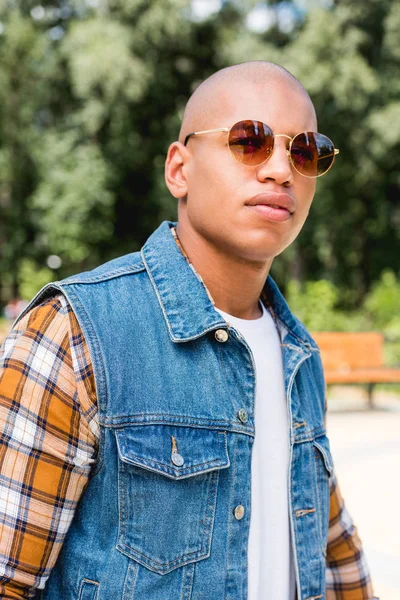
[175,223,273,320]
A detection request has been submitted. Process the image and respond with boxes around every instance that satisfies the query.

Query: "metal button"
[215,329,229,343]
[171,452,184,467]
[233,505,245,520]
[237,408,248,424]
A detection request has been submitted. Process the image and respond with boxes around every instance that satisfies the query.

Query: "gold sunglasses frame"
[184,122,340,178]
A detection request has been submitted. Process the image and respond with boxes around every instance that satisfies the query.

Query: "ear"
[164,141,190,199]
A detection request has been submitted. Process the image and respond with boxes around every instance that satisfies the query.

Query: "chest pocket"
[115,424,230,575]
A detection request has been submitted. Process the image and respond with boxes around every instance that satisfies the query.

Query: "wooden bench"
[311,331,400,408]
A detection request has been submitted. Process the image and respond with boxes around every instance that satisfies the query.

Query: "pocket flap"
[313,434,334,475]
[115,425,230,479]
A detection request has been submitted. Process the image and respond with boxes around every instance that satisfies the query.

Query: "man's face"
[174,78,317,263]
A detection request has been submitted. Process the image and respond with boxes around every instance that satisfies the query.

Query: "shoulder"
[10,251,146,330]
[4,294,71,349]
[61,251,145,286]
[1,295,84,382]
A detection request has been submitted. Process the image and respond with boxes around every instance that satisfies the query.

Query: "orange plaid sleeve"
[0,295,98,599]
[326,471,378,599]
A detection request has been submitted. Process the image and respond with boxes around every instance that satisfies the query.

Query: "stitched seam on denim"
[314,439,333,563]
[228,328,257,421]
[116,440,221,571]
[216,336,242,419]
[143,244,227,342]
[200,468,219,559]
[11,283,64,329]
[142,247,177,340]
[117,542,211,574]
[119,541,206,568]
[180,562,195,600]
[63,263,145,285]
[118,459,128,552]
[122,559,138,600]
[119,424,222,469]
[286,353,312,427]
[288,442,302,595]
[219,431,230,469]
[224,432,238,598]
[61,286,108,410]
[312,442,324,556]
[213,341,244,418]
[78,578,99,600]
[274,313,320,352]
[108,413,235,423]
[61,286,108,475]
[103,414,255,433]
[89,426,106,479]
[293,426,327,443]
[118,429,228,476]
[120,455,227,477]
[313,439,333,474]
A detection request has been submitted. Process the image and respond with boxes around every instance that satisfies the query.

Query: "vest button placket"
[215,329,229,343]
[237,408,248,424]
[233,505,245,520]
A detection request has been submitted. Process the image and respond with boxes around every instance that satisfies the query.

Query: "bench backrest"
[311,332,384,370]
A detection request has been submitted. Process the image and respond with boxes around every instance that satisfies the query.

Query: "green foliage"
[30,131,114,263]
[221,1,400,298]
[383,316,400,366]
[287,271,400,366]
[286,279,370,332]
[62,18,149,135]
[363,270,400,328]
[0,0,399,317]
[0,10,56,297]
[18,259,54,301]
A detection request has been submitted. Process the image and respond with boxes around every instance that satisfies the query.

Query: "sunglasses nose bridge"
[274,133,292,146]
[268,133,293,167]
[255,136,294,184]
[274,133,312,176]
[274,133,292,156]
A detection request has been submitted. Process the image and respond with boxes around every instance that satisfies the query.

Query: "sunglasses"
[184,119,339,178]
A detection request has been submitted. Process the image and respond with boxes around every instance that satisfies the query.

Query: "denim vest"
[22,221,333,600]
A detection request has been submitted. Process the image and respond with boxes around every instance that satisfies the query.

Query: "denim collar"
[141,220,316,351]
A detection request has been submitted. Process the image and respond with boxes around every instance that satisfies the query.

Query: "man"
[0,61,377,599]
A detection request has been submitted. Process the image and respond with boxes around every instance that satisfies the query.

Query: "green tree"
[0,0,398,314]
[221,0,400,303]
[0,10,55,300]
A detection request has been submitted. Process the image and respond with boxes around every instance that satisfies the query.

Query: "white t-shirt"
[215,301,296,600]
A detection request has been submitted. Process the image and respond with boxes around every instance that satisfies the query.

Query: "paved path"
[326,388,400,600]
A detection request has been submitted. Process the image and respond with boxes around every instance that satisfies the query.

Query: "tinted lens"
[228,120,274,166]
[290,132,336,177]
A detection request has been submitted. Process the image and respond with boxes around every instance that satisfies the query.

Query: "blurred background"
[0,0,399,597]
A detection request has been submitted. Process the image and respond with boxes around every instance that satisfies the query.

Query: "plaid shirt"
[0,234,377,599]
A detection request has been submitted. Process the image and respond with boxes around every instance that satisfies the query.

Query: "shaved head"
[179,61,316,143]
[165,58,319,275]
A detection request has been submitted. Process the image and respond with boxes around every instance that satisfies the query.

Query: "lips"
[245,192,295,223]
[246,192,295,213]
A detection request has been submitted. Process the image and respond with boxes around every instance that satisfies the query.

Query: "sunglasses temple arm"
[318,150,339,158]
[184,127,230,145]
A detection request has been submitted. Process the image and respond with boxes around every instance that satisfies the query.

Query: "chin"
[238,231,293,261]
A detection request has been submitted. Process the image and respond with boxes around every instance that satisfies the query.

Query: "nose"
[256,137,293,186]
